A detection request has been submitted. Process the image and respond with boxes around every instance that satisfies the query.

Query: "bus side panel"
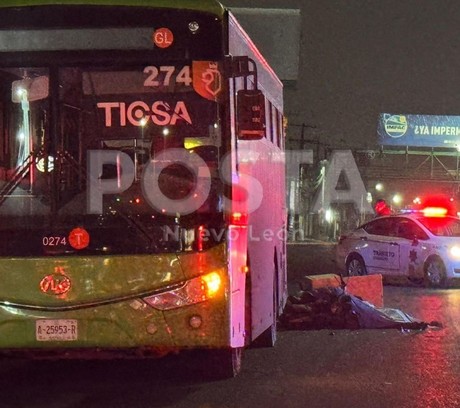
[238,140,285,340]
[227,12,287,341]
[227,225,248,348]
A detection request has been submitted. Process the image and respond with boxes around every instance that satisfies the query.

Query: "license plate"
[35,319,78,341]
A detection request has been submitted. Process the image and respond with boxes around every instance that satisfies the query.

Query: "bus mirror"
[12,76,49,103]
[237,89,265,140]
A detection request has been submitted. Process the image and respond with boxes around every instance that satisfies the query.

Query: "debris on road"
[302,273,383,307]
[280,286,442,331]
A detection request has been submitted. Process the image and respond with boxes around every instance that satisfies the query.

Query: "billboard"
[377,113,460,148]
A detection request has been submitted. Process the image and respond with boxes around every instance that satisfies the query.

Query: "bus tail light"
[142,272,222,311]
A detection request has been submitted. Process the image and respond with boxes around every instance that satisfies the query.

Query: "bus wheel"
[253,311,277,348]
[252,260,278,348]
[205,347,243,379]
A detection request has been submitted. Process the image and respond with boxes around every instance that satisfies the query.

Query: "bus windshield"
[0,62,225,256]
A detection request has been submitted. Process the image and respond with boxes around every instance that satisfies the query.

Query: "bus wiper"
[0,153,34,207]
[109,209,159,252]
[0,150,85,210]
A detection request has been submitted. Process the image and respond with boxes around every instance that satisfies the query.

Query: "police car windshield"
[416,216,460,237]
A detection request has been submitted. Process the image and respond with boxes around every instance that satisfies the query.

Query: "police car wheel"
[346,254,367,276]
[424,257,447,288]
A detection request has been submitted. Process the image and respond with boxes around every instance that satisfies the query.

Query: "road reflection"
[386,287,460,407]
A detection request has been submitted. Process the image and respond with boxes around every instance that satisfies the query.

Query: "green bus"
[0,0,287,378]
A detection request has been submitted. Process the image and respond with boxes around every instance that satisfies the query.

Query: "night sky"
[224,0,460,150]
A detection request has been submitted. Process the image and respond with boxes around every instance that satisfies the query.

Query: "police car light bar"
[422,207,448,217]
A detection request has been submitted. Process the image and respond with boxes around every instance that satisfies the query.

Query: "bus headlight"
[142,272,222,311]
[450,246,460,258]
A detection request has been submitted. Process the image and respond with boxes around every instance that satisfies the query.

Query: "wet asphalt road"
[1,243,460,408]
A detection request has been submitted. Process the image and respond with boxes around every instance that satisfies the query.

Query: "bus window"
[275,109,282,147]
[267,100,273,143]
[0,68,50,197]
[0,102,4,164]
[271,103,278,145]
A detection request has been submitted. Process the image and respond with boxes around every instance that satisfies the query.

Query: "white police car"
[336,207,460,287]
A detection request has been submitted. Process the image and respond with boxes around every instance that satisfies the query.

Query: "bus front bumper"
[0,295,230,357]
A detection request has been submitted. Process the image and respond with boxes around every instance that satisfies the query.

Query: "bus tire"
[252,306,277,348]
[252,252,278,348]
[205,347,243,379]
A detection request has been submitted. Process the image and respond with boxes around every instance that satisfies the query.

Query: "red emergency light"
[421,207,448,217]
[418,195,456,217]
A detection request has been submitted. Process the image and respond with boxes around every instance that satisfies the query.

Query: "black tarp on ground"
[280,287,442,331]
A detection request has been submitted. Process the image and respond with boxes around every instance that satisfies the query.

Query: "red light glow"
[197,225,204,251]
[419,195,456,216]
[229,212,248,226]
[422,207,448,217]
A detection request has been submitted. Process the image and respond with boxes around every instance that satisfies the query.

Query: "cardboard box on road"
[302,274,383,308]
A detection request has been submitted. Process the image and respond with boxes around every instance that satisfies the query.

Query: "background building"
[226,0,460,240]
